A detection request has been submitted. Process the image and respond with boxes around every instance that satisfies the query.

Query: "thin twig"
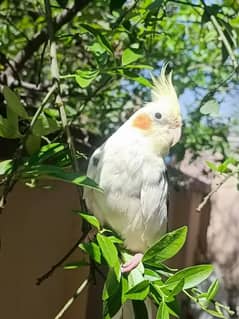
[210,15,238,70]
[36,230,89,285]
[54,278,90,319]
[196,172,234,212]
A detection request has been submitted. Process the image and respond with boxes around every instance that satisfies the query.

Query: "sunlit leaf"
[156,302,169,319]
[0,159,12,175]
[74,211,101,230]
[143,226,187,266]
[200,99,219,116]
[22,164,100,190]
[206,161,218,172]
[75,70,99,88]
[81,24,113,55]
[125,280,149,300]
[165,264,213,289]
[122,48,142,66]
[33,115,59,136]
[97,233,119,269]
[207,279,219,301]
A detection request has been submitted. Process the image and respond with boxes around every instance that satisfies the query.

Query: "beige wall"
[0,182,92,319]
[0,180,210,319]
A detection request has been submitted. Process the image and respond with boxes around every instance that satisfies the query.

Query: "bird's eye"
[154,112,162,120]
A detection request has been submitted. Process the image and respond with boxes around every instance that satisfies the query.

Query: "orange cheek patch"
[132,113,152,130]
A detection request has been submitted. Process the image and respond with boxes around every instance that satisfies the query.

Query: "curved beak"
[171,125,182,146]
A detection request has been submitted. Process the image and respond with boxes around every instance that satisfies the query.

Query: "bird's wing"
[140,165,168,247]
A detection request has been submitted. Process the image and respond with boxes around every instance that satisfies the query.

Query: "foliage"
[0,0,238,317]
[65,214,233,319]
[0,0,238,150]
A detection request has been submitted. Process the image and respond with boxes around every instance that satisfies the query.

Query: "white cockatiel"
[84,65,182,273]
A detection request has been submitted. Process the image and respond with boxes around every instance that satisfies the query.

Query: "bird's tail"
[112,299,153,319]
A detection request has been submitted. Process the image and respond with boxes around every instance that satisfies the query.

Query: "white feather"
[84,123,168,252]
[84,65,182,319]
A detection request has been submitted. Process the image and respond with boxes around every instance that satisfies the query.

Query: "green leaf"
[169,278,184,296]
[74,211,101,230]
[103,285,122,319]
[126,280,150,300]
[3,86,28,119]
[207,279,219,301]
[107,235,123,244]
[156,302,169,319]
[97,233,119,269]
[0,159,12,175]
[200,99,219,116]
[79,242,101,263]
[127,267,145,292]
[81,24,113,55]
[22,164,100,190]
[132,300,149,319]
[25,134,41,155]
[103,267,121,301]
[97,34,113,55]
[28,143,66,165]
[152,283,173,303]
[123,70,153,87]
[144,269,162,282]
[6,107,19,137]
[124,64,153,70]
[0,115,21,138]
[123,252,144,289]
[32,115,59,136]
[206,161,218,172]
[122,48,142,66]
[143,226,188,266]
[64,261,89,269]
[147,0,163,11]
[75,70,99,88]
[202,308,224,318]
[165,264,213,290]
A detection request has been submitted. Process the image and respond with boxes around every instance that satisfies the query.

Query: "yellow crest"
[151,64,180,117]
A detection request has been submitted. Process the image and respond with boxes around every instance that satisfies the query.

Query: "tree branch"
[54,278,90,319]
[196,172,235,212]
[0,0,91,86]
[36,230,89,285]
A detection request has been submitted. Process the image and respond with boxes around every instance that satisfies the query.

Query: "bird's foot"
[121,253,143,273]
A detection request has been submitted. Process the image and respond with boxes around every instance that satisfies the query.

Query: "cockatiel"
[84,65,182,273]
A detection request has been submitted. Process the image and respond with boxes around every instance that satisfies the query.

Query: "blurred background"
[0,0,238,318]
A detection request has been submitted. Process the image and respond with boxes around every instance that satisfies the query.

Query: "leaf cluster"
[65,213,233,319]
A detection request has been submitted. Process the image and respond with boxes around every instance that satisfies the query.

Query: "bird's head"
[129,65,182,156]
